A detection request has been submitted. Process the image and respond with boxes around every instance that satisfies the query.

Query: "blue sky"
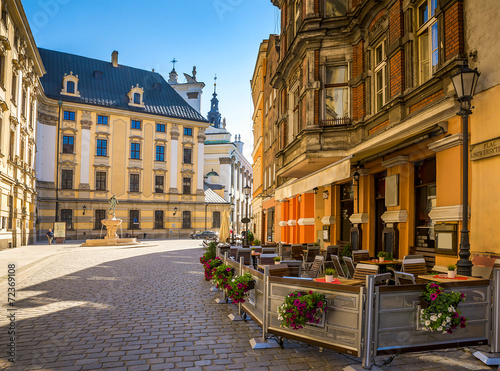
[23,0,279,161]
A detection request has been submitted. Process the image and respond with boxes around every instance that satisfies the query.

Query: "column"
[79,111,92,189]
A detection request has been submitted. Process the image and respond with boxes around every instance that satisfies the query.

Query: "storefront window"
[340,183,353,242]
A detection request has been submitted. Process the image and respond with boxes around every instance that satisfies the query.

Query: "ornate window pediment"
[128,84,145,108]
[61,72,80,97]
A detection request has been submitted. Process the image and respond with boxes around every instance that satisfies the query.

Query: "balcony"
[319,117,351,127]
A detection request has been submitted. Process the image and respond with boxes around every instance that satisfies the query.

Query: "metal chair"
[403,254,424,260]
[262,247,276,254]
[268,264,289,277]
[302,246,320,270]
[343,256,356,279]
[394,271,416,285]
[352,249,370,264]
[331,255,348,278]
[280,260,302,277]
[373,272,392,286]
[304,255,324,279]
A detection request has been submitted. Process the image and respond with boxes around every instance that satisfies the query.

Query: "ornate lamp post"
[243,185,251,247]
[450,62,480,277]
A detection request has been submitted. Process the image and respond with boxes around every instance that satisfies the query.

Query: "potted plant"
[225,273,255,304]
[377,251,389,262]
[447,264,457,279]
[325,268,336,283]
[253,239,261,246]
[419,283,467,334]
[273,256,281,265]
[277,290,327,330]
[200,256,222,281]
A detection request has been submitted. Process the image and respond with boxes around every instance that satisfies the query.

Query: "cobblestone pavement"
[0,240,497,370]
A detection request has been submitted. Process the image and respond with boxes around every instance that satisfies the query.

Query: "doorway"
[374,172,387,254]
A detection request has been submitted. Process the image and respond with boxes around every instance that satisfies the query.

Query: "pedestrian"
[46,229,54,245]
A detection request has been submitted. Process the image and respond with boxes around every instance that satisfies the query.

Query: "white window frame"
[417,0,439,85]
[322,64,350,122]
[374,41,387,112]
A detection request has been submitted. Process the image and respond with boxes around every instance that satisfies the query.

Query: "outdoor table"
[314,278,364,286]
[359,259,403,273]
[251,251,261,269]
[418,274,483,283]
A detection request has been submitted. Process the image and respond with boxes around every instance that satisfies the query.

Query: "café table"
[359,259,403,273]
[251,251,261,270]
[418,274,483,283]
[314,277,364,286]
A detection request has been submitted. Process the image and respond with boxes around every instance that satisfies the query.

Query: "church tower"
[207,76,222,128]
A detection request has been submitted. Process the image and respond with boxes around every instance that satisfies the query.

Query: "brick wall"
[409,90,444,114]
[314,90,320,125]
[314,0,319,13]
[352,40,365,78]
[368,120,389,136]
[314,50,320,81]
[352,83,365,121]
[444,0,464,61]
[301,98,307,129]
[302,58,307,87]
[388,0,403,45]
[390,50,405,98]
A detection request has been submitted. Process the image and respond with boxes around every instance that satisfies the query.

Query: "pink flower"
[460,293,465,299]
[317,301,323,308]
[308,291,313,294]
[430,293,438,301]
[297,292,301,296]
[237,283,243,289]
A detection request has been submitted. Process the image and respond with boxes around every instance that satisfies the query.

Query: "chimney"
[111,51,118,67]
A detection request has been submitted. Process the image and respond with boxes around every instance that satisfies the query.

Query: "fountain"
[82,195,140,247]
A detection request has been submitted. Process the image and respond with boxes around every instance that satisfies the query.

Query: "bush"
[247,231,254,242]
[252,239,261,246]
[206,241,217,260]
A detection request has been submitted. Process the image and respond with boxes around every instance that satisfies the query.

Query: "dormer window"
[128,84,145,108]
[61,72,80,97]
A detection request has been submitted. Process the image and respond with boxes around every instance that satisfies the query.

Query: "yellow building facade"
[0,0,44,249]
[36,49,209,240]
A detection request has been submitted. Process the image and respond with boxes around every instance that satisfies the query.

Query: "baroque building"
[0,0,44,249]
[263,0,499,269]
[36,49,209,240]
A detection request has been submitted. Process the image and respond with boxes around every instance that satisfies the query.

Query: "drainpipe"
[55,100,62,222]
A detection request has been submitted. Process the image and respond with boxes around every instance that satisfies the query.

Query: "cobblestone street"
[0,241,496,370]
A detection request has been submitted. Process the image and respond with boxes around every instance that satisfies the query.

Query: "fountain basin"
[81,216,141,247]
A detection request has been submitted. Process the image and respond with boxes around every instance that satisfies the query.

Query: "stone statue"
[108,194,119,216]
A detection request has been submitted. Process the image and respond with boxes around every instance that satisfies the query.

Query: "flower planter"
[275,261,281,265]
[448,270,456,278]
[325,275,334,283]
[379,257,385,262]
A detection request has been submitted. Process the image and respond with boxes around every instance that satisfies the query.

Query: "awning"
[274,156,352,201]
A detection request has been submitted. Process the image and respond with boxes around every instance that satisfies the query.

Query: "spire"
[207,74,222,128]
[168,58,178,84]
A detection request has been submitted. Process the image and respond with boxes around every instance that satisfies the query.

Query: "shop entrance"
[374,172,387,254]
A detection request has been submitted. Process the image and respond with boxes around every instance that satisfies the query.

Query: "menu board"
[54,222,66,238]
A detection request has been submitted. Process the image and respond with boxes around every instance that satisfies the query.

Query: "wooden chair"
[259,253,278,265]
[229,246,238,259]
[394,271,416,285]
[304,255,324,279]
[280,244,292,260]
[322,245,339,272]
[352,263,379,280]
[401,258,427,276]
[302,246,320,270]
[262,247,276,254]
[343,256,356,279]
[218,245,230,258]
[291,244,303,260]
[236,248,252,265]
[268,264,289,277]
[352,250,370,264]
[332,255,348,278]
[280,260,302,277]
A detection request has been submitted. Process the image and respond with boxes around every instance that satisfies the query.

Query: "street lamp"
[450,61,480,277]
[243,185,251,247]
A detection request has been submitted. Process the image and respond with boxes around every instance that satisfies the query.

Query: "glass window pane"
[431,0,437,16]
[419,2,428,26]
[325,87,348,119]
[419,31,429,82]
[431,22,439,67]
[326,66,347,85]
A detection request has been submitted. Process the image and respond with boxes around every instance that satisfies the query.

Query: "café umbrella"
[218,210,230,243]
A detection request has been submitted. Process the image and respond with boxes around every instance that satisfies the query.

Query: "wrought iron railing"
[319,117,352,127]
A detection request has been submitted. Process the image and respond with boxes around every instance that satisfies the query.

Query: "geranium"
[225,273,254,304]
[277,290,327,330]
[420,283,467,334]
[212,264,234,289]
[200,255,222,281]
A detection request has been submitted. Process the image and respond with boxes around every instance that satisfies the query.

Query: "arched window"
[67,81,75,94]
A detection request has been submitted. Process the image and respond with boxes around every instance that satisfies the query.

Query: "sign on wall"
[385,174,399,207]
[470,137,500,161]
